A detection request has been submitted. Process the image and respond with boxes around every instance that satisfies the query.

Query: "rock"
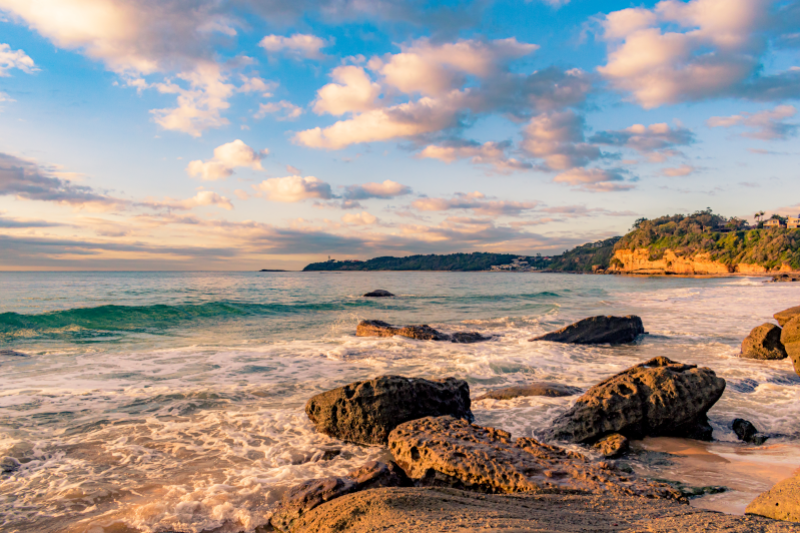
[741,323,788,360]
[768,273,800,283]
[474,382,582,401]
[305,376,473,445]
[0,456,20,473]
[746,470,800,522]
[0,350,28,357]
[291,487,798,533]
[781,316,800,375]
[775,305,800,327]
[269,461,409,532]
[388,415,680,499]
[363,290,395,297]
[732,418,769,445]
[530,315,645,345]
[593,433,629,458]
[356,320,490,344]
[543,356,726,443]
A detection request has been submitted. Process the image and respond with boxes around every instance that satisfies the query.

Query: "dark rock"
[269,461,409,532]
[593,433,628,458]
[543,356,726,443]
[530,315,645,345]
[746,470,800,522]
[781,316,800,376]
[0,456,20,473]
[0,350,28,357]
[656,479,728,498]
[732,419,769,445]
[775,305,800,326]
[681,417,715,441]
[474,382,582,401]
[305,376,473,445]
[768,273,800,283]
[741,323,788,360]
[356,320,490,343]
[388,415,681,499]
[363,289,395,298]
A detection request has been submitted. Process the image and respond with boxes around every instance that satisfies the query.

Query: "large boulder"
[305,376,473,445]
[474,382,582,401]
[781,316,800,375]
[775,306,800,327]
[732,418,769,445]
[530,315,645,345]
[356,320,490,343]
[543,357,726,443]
[269,461,409,532]
[741,323,788,360]
[363,289,395,297]
[746,471,800,522]
[388,415,680,499]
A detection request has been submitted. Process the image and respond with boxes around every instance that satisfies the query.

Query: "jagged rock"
[305,376,473,445]
[269,461,410,532]
[543,357,726,444]
[474,382,582,401]
[775,306,800,327]
[356,320,489,344]
[530,315,645,345]
[388,415,680,499]
[363,290,395,298]
[741,323,788,360]
[593,434,629,458]
[781,316,800,376]
[732,419,769,445]
[746,470,800,522]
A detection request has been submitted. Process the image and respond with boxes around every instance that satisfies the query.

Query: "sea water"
[1,271,800,532]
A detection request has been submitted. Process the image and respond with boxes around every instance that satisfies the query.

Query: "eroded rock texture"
[474,382,583,401]
[741,323,788,360]
[530,315,645,345]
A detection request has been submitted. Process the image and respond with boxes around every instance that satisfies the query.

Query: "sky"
[0,0,798,271]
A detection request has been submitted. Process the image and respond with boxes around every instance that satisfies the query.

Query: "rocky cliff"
[607,249,795,276]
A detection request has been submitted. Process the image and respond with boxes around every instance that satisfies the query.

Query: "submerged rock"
[593,433,629,458]
[530,315,645,345]
[305,376,473,445]
[780,316,800,376]
[0,456,20,473]
[363,289,395,297]
[732,419,769,445]
[543,356,726,444]
[388,415,680,499]
[746,471,800,522]
[774,305,800,327]
[0,350,28,357]
[474,382,582,401]
[269,461,409,532]
[356,320,490,343]
[741,323,788,360]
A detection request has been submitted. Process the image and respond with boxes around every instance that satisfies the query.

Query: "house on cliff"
[789,216,800,229]
[765,218,786,228]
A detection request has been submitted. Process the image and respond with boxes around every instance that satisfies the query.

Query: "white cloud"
[419,141,532,172]
[255,175,333,202]
[661,164,697,176]
[186,140,267,181]
[343,180,411,200]
[412,192,538,216]
[313,66,382,116]
[553,168,633,192]
[179,190,233,210]
[0,43,37,76]
[259,34,329,59]
[342,211,378,225]
[521,111,601,170]
[255,100,303,121]
[707,105,797,139]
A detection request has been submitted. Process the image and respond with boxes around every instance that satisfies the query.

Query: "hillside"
[303,253,536,272]
[544,237,621,273]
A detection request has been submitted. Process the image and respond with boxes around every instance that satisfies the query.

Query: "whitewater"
[1,271,800,533]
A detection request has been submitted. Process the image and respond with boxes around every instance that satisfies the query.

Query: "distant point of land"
[259,269,288,272]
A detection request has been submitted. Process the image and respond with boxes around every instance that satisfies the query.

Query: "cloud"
[313,66,382,116]
[598,0,800,108]
[343,180,411,200]
[0,43,37,76]
[589,123,695,155]
[179,190,233,210]
[411,192,538,216]
[520,111,601,170]
[707,105,797,140]
[341,211,378,225]
[186,140,267,181]
[661,164,697,176]
[259,34,329,59]
[255,100,303,121]
[0,214,61,228]
[419,140,532,172]
[552,168,634,192]
[255,175,333,202]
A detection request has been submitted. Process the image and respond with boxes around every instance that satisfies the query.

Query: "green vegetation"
[303,253,527,272]
[545,237,621,273]
[614,209,800,270]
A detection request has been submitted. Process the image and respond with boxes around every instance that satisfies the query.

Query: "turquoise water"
[2,272,800,532]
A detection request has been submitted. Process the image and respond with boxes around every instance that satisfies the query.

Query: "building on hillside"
[765,218,786,228]
[789,216,800,229]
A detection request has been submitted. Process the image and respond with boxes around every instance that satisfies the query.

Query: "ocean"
[2,271,800,533]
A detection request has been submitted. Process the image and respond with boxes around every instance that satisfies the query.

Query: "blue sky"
[0,0,798,270]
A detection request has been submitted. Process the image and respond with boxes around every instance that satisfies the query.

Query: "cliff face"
[608,249,793,276]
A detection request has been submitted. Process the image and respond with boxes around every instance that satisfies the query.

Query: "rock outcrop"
[356,320,490,343]
[781,316,800,375]
[593,433,629,458]
[363,290,395,297]
[305,376,473,445]
[746,471,800,522]
[474,382,582,401]
[388,415,680,499]
[269,461,409,532]
[769,273,800,283]
[741,323,788,360]
[775,306,800,327]
[732,418,769,445]
[0,350,28,357]
[543,357,726,443]
[530,315,645,345]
